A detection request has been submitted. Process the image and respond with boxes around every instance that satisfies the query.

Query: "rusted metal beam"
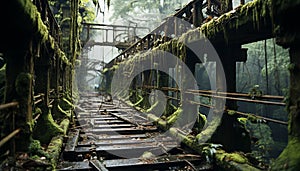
[103,154,203,170]
[0,102,19,110]
[0,128,21,148]
[89,160,108,171]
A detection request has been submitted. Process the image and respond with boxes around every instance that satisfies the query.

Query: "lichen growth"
[33,110,64,144]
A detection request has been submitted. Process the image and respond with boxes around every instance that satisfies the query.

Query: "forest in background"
[75,0,290,167]
[195,38,289,166]
[110,0,290,166]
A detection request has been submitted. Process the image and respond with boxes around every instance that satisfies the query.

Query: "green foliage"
[110,0,189,31]
[28,139,50,159]
[79,1,96,23]
[240,39,290,96]
[245,120,275,166]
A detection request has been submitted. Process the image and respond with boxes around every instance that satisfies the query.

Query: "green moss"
[196,0,273,42]
[46,135,64,169]
[271,137,300,171]
[193,112,207,133]
[33,110,64,144]
[147,114,160,123]
[164,100,177,117]
[133,94,143,106]
[102,68,109,74]
[34,107,42,116]
[195,113,222,143]
[145,101,159,113]
[59,118,70,135]
[29,139,42,154]
[237,117,248,125]
[57,105,72,119]
[12,0,49,42]
[59,98,74,111]
[227,110,237,115]
[15,72,32,97]
[247,114,258,122]
[28,139,50,158]
[217,152,248,164]
[166,107,183,125]
[57,49,71,66]
[169,127,196,147]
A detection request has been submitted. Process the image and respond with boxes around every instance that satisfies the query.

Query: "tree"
[110,0,190,31]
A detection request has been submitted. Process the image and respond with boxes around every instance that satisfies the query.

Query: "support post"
[4,40,35,152]
[211,44,251,153]
[271,44,300,170]
[193,0,204,27]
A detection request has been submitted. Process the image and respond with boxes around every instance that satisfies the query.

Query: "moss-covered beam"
[1,0,49,49]
[198,0,273,45]
[46,118,70,169]
[169,128,261,171]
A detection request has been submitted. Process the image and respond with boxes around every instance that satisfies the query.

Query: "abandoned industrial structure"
[0,0,300,170]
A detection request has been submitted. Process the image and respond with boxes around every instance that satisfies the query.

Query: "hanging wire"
[273,38,281,95]
[264,40,269,94]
